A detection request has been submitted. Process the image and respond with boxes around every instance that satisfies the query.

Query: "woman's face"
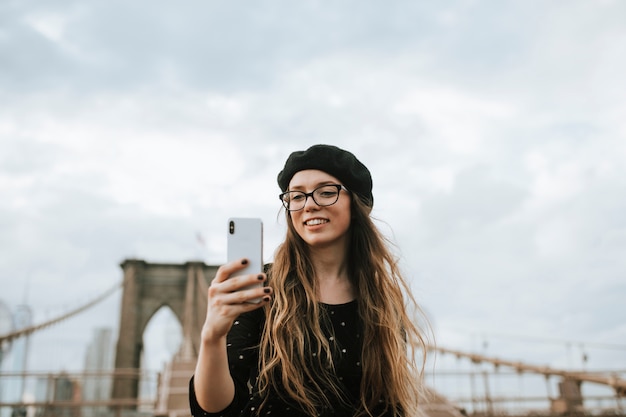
[287,169,352,249]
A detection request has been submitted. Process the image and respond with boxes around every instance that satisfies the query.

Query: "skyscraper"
[0,300,15,417]
[0,305,31,417]
[82,327,114,417]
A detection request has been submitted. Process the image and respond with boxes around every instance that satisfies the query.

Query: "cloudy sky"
[1,0,625,397]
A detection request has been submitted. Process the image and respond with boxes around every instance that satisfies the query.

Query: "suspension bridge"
[1,259,624,417]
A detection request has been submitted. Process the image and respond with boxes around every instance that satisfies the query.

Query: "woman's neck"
[309,246,355,304]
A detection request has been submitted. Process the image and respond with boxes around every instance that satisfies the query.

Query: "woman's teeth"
[306,219,328,226]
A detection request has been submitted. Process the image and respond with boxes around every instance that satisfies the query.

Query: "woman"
[190,144,429,417]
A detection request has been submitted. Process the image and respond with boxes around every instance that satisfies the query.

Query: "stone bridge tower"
[111,259,218,405]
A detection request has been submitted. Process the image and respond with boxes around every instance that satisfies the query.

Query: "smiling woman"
[284,170,353,250]
[190,144,431,417]
[1,1,625,406]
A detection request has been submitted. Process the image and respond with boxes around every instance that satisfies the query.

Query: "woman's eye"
[291,194,306,201]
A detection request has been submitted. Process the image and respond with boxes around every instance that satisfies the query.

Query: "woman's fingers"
[219,284,272,305]
[212,258,250,284]
[202,260,272,338]
[202,277,271,341]
[208,264,271,309]
[217,272,264,293]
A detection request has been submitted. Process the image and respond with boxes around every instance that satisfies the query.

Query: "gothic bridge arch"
[111,259,218,402]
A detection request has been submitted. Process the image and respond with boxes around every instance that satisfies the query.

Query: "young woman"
[190,144,429,417]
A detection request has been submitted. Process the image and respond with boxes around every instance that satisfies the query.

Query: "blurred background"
[1,0,625,415]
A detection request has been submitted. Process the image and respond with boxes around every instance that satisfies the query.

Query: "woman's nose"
[303,194,320,210]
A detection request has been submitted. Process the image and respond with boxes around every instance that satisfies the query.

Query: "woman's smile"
[304,218,329,226]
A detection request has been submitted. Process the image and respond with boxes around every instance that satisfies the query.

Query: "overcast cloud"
[1,0,625,385]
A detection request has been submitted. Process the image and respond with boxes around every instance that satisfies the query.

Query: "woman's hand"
[201,258,272,343]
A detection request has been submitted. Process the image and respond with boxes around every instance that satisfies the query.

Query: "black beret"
[277,144,373,207]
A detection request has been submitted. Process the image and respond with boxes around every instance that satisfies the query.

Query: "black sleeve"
[189,307,265,417]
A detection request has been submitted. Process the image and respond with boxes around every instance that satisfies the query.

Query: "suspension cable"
[431,345,626,396]
[0,282,121,344]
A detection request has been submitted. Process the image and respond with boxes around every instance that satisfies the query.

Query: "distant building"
[0,305,32,417]
[33,373,81,417]
[0,300,14,417]
[82,328,114,417]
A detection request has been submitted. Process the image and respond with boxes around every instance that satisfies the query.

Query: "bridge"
[1,259,624,417]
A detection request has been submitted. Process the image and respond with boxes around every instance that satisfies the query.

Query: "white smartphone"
[227,217,264,303]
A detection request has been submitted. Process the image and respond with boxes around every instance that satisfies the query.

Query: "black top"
[189,300,395,417]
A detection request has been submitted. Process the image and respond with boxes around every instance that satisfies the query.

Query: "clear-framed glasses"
[279,184,349,211]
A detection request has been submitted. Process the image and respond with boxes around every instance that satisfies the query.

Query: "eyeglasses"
[279,184,349,211]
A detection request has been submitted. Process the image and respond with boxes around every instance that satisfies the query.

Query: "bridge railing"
[425,367,626,416]
[3,367,625,417]
[0,369,161,417]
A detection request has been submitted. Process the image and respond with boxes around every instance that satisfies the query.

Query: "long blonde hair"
[258,195,429,416]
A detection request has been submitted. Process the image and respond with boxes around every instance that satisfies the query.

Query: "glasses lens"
[282,191,306,211]
[313,185,340,206]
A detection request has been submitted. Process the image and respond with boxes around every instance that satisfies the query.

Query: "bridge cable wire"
[430,345,626,396]
[475,331,626,351]
[0,281,122,345]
